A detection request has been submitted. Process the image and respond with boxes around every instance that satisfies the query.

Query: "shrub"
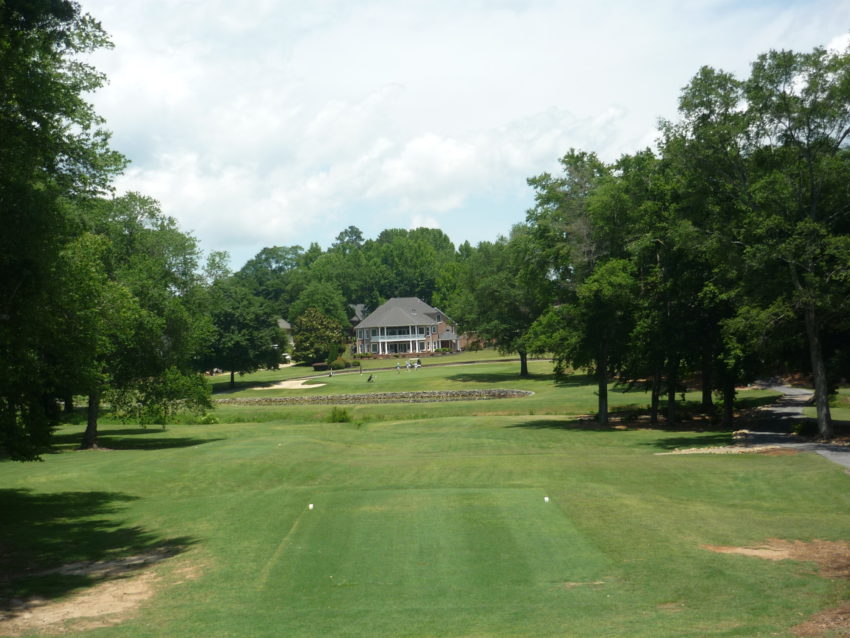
[312,362,329,371]
[793,420,820,438]
[329,357,347,370]
[327,406,352,423]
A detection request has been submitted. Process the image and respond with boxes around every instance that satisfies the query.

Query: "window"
[371,343,378,353]
[371,328,378,337]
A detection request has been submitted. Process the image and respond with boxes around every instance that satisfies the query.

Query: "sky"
[80,0,850,270]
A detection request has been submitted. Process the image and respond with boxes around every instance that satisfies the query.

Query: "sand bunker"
[255,379,326,390]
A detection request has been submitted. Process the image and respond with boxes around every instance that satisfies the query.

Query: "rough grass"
[1,362,847,637]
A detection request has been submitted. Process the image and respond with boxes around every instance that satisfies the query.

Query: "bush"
[793,420,820,438]
[329,357,347,370]
[351,360,361,367]
[327,406,352,423]
[312,362,329,371]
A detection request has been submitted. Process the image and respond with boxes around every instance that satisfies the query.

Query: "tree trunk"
[63,393,74,414]
[666,361,678,425]
[650,372,660,425]
[789,264,833,438]
[81,392,100,449]
[230,370,235,388]
[597,360,608,426]
[721,379,735,428]
[803,302,833,438]
[518,350,529,377]
[701,347,714,412]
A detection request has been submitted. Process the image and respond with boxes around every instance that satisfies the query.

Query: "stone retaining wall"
[215,389,533,406]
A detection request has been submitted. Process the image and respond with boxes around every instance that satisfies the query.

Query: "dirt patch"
[0,554,202,636]
[256,379,326,390]
[0,572,156,636]
[704,539,850,578]
[793,600,850,636]
[703,539,850,636]
[657,445,791,456]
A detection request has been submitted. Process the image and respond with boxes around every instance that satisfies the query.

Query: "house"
[348,303,369,326]
[354,297,460,355]
[276,318,295,358]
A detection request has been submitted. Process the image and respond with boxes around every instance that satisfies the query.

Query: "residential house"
[354,297,460,355]
[348,303,369,327]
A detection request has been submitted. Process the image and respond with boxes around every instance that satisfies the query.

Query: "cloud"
[81,0,850,266]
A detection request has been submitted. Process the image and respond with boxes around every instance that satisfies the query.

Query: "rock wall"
[215,389,533,406]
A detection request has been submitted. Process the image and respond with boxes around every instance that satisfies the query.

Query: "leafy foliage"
[293,308,347,364]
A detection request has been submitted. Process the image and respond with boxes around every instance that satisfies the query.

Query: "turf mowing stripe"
[256,507,311,591]
[256,487,609,613]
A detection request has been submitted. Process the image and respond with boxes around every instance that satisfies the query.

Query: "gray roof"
[354,297,450,330]
[348,303,369,323]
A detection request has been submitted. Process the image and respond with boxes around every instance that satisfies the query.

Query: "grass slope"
[1,363,847,637]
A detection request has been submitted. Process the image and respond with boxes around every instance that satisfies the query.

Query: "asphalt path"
[746,384,850,470]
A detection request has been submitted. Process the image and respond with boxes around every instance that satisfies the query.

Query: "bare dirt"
[703,539,850,636]
[0,553,201,636]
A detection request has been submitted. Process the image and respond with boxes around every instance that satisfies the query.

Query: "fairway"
[1,362,849,637]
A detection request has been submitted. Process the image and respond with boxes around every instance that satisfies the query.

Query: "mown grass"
[209,347,521,392]
[1,362,847,637]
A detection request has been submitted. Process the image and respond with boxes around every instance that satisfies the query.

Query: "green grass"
[209,347,520,392]
[1,364,847,637]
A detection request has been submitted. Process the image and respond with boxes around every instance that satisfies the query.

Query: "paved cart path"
[743,384,850,469]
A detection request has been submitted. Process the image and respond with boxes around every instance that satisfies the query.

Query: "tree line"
[2,0,848,459]
[451,45,850,439]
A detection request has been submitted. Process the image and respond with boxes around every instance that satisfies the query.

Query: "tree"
[289,280,349,327]
[743,46,850,438]
[331,226,364,254]
[0,0,125,459]
[530,260,637,425]
[203,277,283,388]
[74,193,213,447]
[669,45,850,437]
[292,308,347,364]
[449,226,553,376]
[235,245,303,308]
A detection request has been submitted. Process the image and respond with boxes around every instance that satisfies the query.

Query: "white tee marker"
[544,496,549,503]
[308,503,314,510]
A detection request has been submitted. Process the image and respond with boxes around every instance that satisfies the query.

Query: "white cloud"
[80,0,850,266]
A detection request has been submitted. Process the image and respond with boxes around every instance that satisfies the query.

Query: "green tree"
[74,194,212,447]
[743,46,850,438]
[449,226,552,376]
[530,260,637,425]
[289,279,349,326]
[292,308,348,364]
[203,277,283,388]
[0,0,125,459]
[236,245,303,309]
[669,45,850,437]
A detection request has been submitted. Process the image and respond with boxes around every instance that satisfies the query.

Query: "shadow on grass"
[0,489,195,612]
[211,380,279,394]
[644,432,734,451]
[507,418,736,450]
[447,371,556,384]
[49,427,224,452]
[553,374,597,388]
[506,418,614,432]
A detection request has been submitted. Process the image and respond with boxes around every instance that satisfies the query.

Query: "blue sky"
[81,0,850,269]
